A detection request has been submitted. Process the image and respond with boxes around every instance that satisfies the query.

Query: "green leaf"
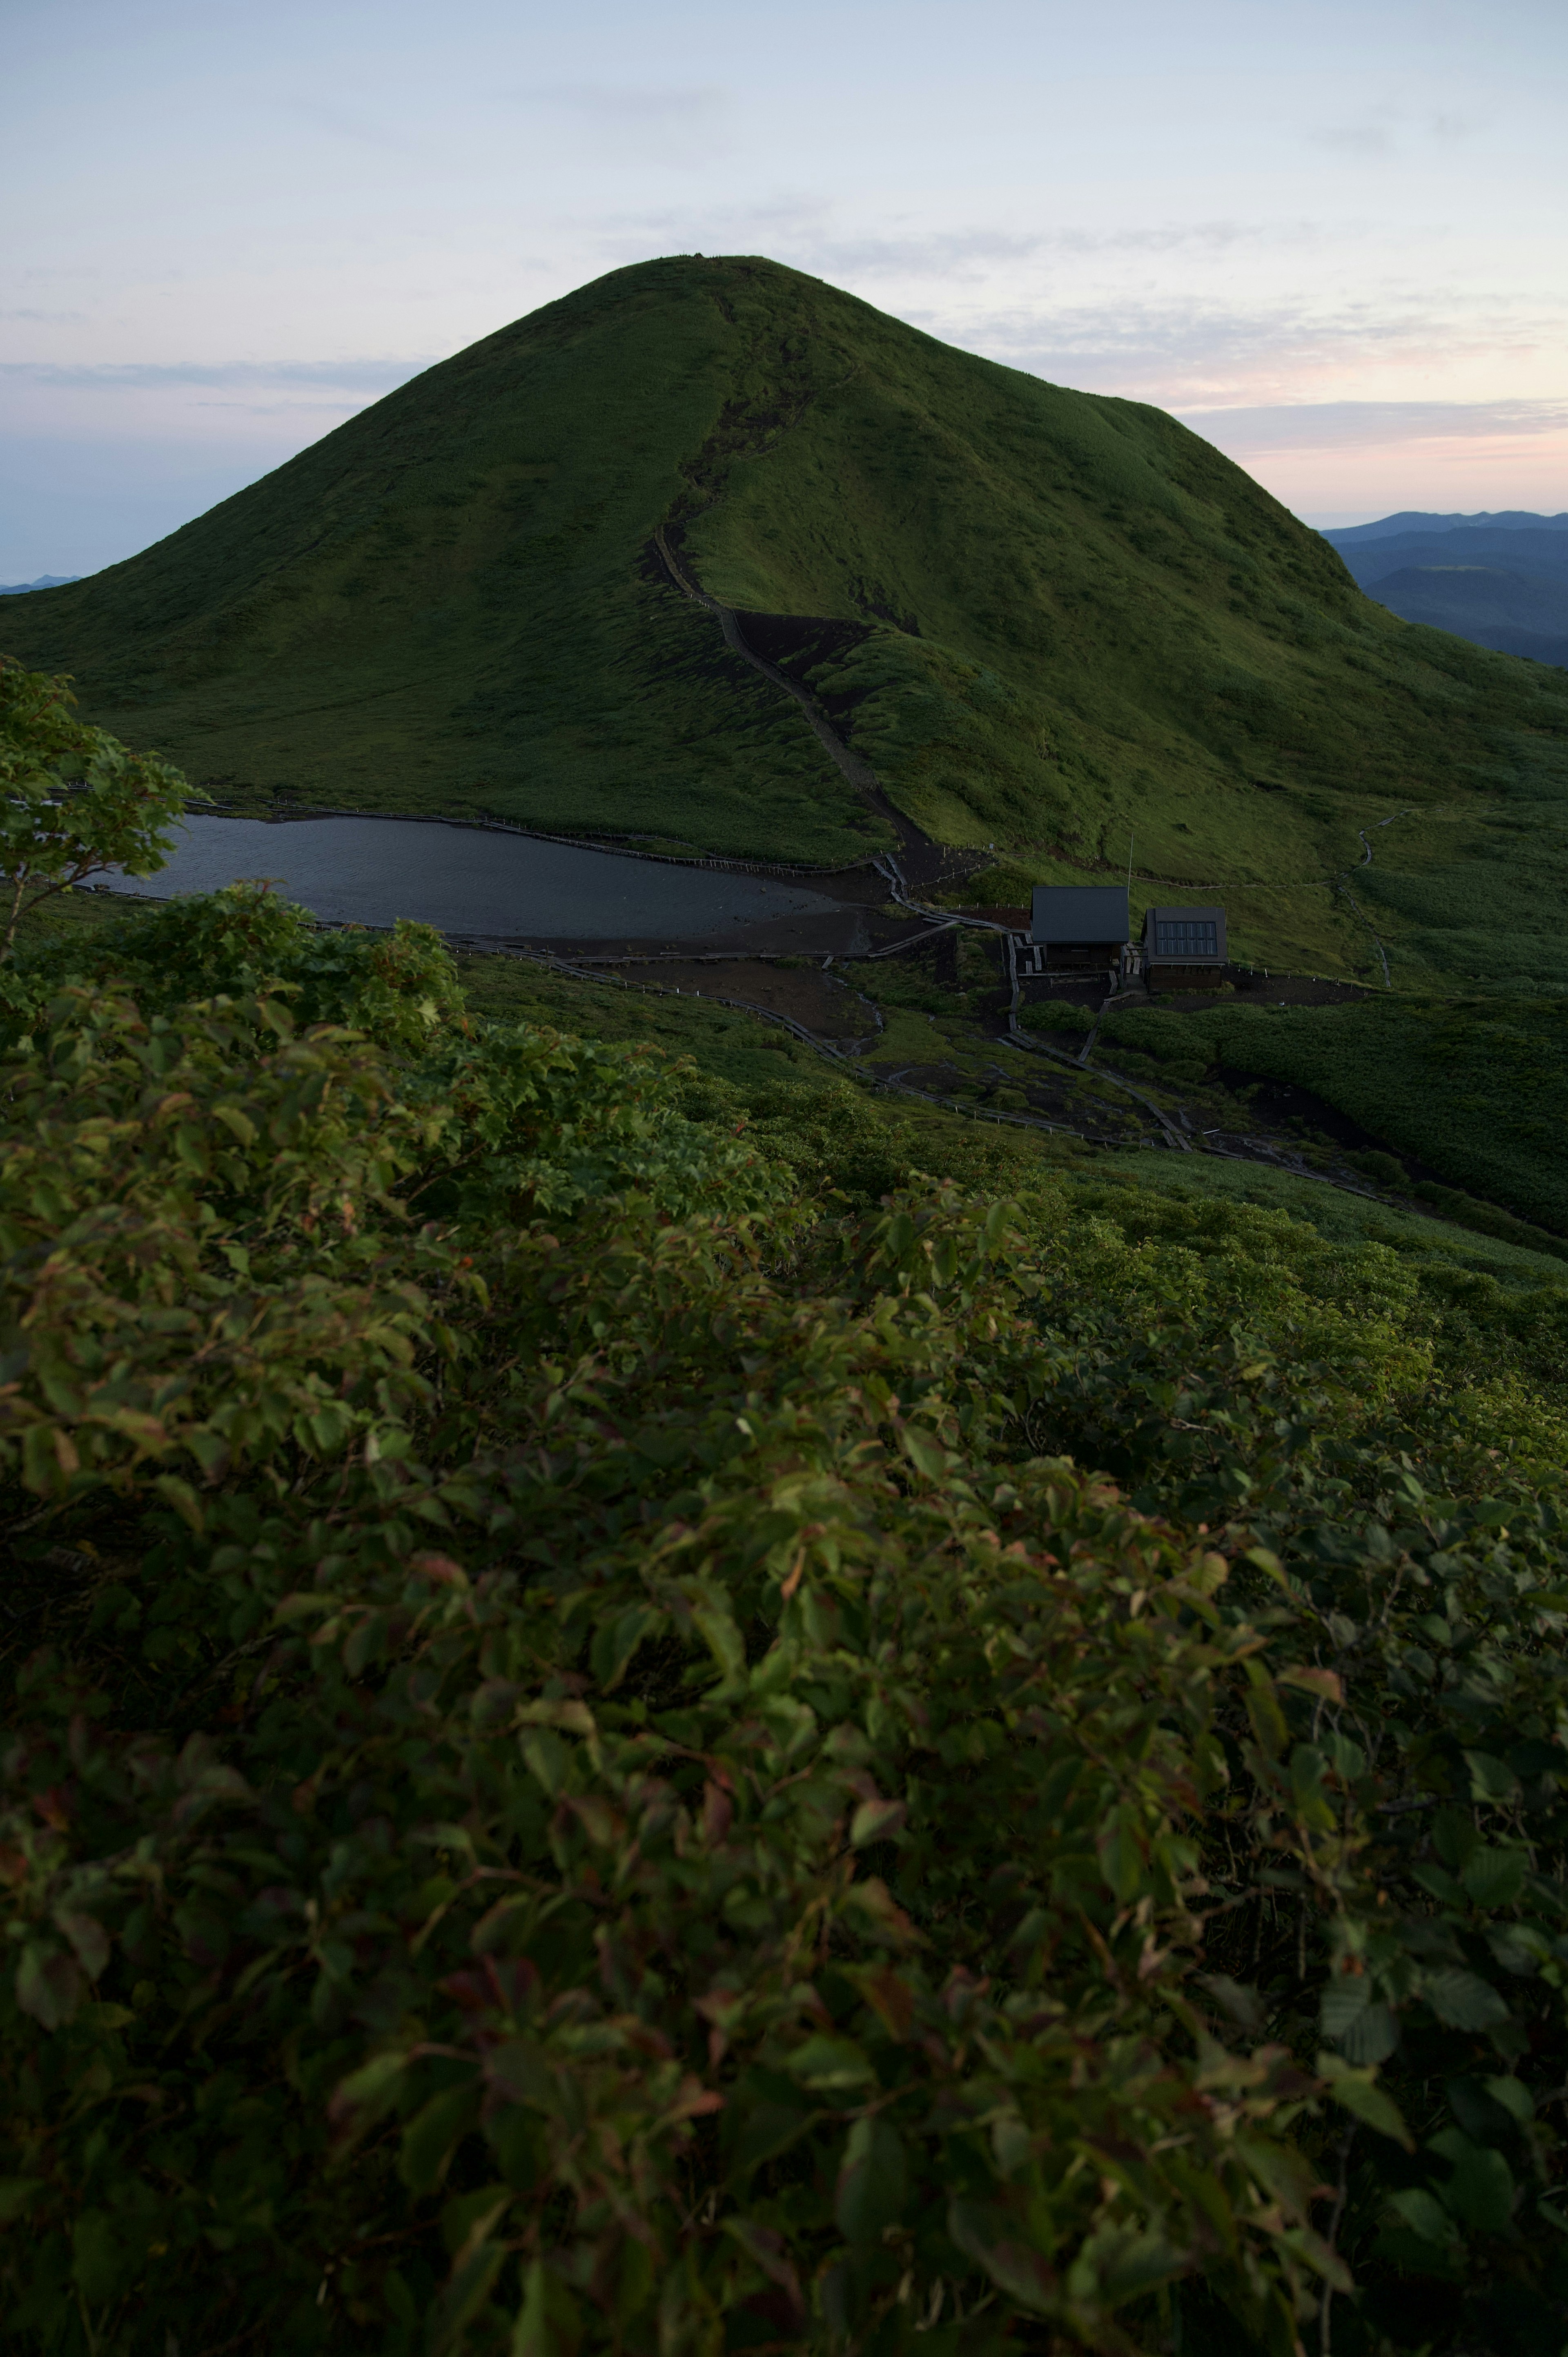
[1320,1975,1370,2035]
[430,2237,507,2356]
[211,1101,257,1146]
[512,2260,582,2357]
[1280,1666,1343,1705]
[1373,2226,1463,2282]
[1463,1750,1521,1805]
[1424,1968,1511,2032]
[72,2210,129,2305]
[1200,1975,1266,2032]
[1412,1862,1464,1906]
[734,2100,815,2174]
[1317,2053,1414,2149]
[784,2036,875,2090]
[80,2002,134,2033]
[722,2219,802,2312]
[521,1729,570,1797]
[1243,1661,1289,1757]
[902,1425,949,1480]
[590,1603,662,1691]
[152,1474,204,1531]
[691,1600,745,1683]
[483,2037,552,2110]
[400,2083,482,2195]
[849,1795,906,1847]
[1320,1978,1401,2066]
[835,2117,908,2243]
[1096,1804,1147,1903]
[1386,2187,1456,2247]
[441,2183,511,2259]
[329,2048,411,2130]
[1076,2222,1189,2306]
[948,2200,1059,2312]
[0,2181,46,2226]
[1461,1847,1528,1909]
[53,1908,109,1979]
[1485,2074,1534,2125]
[1434,1805,1479,1871]
[1429,2129,1515,2232]
[840,1876,919,1945]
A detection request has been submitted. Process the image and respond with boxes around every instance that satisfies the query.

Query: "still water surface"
[103,815,841,939]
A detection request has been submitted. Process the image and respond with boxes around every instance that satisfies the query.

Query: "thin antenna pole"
[1126,831,1134,893]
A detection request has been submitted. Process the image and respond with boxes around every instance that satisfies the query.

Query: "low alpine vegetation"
[5,675,1568,2357]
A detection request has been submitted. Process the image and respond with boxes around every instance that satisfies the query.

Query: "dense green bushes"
[1102,996,1568,1237]
[7,894,1568,2354]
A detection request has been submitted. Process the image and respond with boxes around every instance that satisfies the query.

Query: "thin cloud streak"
[1180,399,1568,450]
[1305,105,1488,156]
[796,222,1322,279]
[510,82,727,122]
[948,291,1568,408]
[0,357,435,392]
[599,212,1351,282]
[1310,125,1395,156]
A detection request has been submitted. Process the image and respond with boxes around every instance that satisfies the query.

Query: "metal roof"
[1143,904,1227,962]
[1030,885,1130,945]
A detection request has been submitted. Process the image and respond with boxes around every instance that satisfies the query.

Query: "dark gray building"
[1029,885,1130,972]
[1143,904,1227,989]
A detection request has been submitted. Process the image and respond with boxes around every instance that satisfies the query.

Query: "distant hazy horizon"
[4,0,1566,580]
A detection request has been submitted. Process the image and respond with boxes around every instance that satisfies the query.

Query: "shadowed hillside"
[1323,521,1568,671]
[1358,564,1568,668]
[5,254,1567,915]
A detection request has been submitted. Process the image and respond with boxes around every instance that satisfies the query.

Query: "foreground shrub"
[3,934,1568,2355]
[0,663,194,959]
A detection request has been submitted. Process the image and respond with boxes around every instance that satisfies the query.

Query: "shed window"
[1154,921,1217,958]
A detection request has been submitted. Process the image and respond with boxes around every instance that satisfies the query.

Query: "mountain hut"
[1028,885,1132,979]
[1143,904,1227,990]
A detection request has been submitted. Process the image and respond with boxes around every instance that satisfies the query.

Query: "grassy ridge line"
[2,254,1565,984]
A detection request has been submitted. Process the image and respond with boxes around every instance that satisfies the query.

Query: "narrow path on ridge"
[651,528,984,895]
[1336,809,1415,989]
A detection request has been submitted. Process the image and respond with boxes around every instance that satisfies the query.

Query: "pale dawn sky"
[3,0,1566,579]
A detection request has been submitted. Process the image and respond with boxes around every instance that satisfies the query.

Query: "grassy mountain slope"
[1,263,882,865]
[5,254,1567,961]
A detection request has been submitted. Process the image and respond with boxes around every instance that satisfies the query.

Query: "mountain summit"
[4,256,1564,874]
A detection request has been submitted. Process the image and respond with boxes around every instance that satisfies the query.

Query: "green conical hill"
[6,256,1566,939]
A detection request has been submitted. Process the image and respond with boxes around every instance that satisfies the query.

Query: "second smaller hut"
[1143,904,1227,990]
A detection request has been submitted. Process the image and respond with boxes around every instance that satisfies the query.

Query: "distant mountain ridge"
[1323,514,1568,668]
[1326,510,1568,544]
[0,575,81,595]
